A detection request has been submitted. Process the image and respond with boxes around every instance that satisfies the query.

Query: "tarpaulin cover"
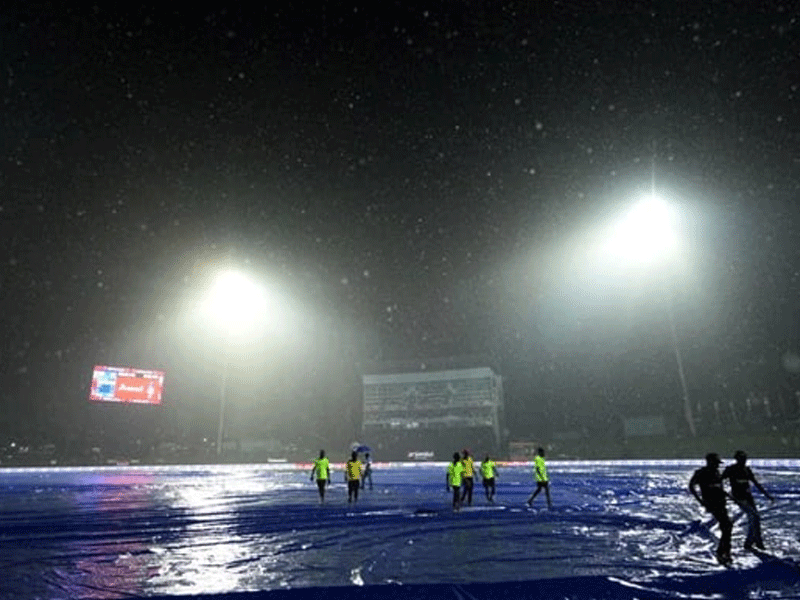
[1,461,798,599]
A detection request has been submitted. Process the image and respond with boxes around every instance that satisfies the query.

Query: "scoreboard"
[90,365,165,405]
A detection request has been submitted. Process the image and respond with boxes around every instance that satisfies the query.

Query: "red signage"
[90,366,164,405]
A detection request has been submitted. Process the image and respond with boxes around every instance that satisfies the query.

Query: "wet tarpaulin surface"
[1,461,798,599]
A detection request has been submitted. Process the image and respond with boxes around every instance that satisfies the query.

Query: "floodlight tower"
[201,270,270,456]
[601,187,695,437]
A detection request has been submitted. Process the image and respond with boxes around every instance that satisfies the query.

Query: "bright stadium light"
[201,270,275,338]
[599,192,695,437]
[197,269,276,456]
[601,194,679,267]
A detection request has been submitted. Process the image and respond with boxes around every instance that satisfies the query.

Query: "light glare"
[198,270,277,339]
[601,195,678,265]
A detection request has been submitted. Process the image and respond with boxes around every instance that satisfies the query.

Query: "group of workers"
[445,449,497,510]
[445,446,551,511]
[689,450,774,565]
[309,445,553,511]
[310,449,373,504]
[310,446,774,566]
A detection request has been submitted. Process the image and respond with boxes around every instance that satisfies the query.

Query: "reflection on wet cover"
[0,463,798,598]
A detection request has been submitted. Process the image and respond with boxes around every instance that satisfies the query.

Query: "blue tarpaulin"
[1,461,798,599]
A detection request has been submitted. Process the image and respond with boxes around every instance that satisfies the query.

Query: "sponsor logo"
[118,384,145,393]
[407,451,435,460]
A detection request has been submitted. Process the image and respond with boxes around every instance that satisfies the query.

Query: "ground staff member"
[480,454,497,503]
[689,452,733,565]
[345,451,363,503]
[446,452,465,511]
[722,450,773,551]
[310,450,330,504]
[460,449,475,506]
[361,452,373,490]
[527,447,552,509]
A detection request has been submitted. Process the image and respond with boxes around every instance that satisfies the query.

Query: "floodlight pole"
[649,154,696,438]
[665,298,695,437]
[216,351,230,457]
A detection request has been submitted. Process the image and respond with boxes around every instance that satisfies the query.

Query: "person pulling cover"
[722,450,774,551]
[689,452,732,565]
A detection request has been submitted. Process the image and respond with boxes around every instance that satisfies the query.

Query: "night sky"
[2,3,799,446]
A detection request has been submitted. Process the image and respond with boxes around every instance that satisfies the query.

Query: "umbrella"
[354,445,371,453]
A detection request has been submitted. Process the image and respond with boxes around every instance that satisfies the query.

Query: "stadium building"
[362,359,504,461]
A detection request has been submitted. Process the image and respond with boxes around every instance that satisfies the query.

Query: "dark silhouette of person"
[689,452,732,565]
[722,450,774,550]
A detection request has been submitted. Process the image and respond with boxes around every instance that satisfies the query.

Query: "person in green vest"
[460,449,475,506]
[480,454,497,504]
[526,446,552,509]
[446,451,465,511]
[310,449,331,504]
[344,451,363,503]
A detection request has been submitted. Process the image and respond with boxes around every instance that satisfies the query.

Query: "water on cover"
[1,461,798,599]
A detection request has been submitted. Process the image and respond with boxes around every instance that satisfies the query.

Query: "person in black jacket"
[689,452,732,565]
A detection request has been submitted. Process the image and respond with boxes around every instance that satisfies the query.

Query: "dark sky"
[2,2,799,441]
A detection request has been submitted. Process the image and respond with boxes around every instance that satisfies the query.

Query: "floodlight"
[195,269,294,341]
[589,192,695,436]
[192,268,299,456]
[204,270,268,335]
[601,194,678,266]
